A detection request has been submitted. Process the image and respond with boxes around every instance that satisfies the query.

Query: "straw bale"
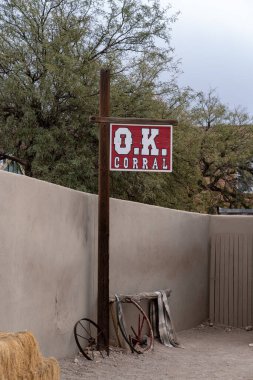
[0,331,60,380]
[33,358,60,380]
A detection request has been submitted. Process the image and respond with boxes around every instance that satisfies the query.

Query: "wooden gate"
[209,233,253,327]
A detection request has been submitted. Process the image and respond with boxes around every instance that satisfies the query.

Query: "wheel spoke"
[97,330,103,337]
[140,315,145,334]
[76,333,89,341]
[79,322,92,338]
[131,326,138,339]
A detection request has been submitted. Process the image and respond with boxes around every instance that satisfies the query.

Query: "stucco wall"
[210,215,253,235]
[0,171,210,358]
[110,200,210,332]
[0,171,98,358]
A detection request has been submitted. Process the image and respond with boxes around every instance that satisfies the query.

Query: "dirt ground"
[59,324,253,379]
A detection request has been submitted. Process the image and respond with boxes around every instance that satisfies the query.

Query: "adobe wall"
[110,200,210,332]
[0,171,97,358]
[0,171,210,358]
[210,215,253,235]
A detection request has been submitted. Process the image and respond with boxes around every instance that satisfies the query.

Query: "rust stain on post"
[97,68,110,353]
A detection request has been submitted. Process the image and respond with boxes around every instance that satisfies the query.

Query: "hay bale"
[34,357,60,380]
[0,331,60,379]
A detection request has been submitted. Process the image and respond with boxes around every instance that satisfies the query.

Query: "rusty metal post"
[97,68,110,352]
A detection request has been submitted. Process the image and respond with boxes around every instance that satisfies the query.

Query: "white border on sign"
[109,123,173,172]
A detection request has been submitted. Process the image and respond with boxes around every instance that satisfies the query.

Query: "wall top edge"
[0,170,230,219]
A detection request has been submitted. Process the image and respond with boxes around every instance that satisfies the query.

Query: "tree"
[190,88,227,129]
[0,1,251,214]
[178,88,253,212]
[226,105,252,126]
[193,125,253,213]
[0,0,179,194]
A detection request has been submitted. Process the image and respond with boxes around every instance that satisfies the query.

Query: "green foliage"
[190,88,227,128]
[196,125,253,213]
[0,0,177,189]
[0,0,252,214]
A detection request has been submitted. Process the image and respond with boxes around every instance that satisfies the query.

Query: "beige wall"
[110,200,210,331]
[210,215,253,235]
[0,171,97,358]
[0,171,211,358]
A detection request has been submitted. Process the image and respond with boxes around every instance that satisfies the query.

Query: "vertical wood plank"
[209,235,216,323]
[238,234,243,327]
[224,234,229,326]
[215,234,221,323]
[228,233,234,326]
[210,233,253,328]
[233,234,239,327]
[243,234,248,327]
[248,235,252,326]
[220,234,225,324]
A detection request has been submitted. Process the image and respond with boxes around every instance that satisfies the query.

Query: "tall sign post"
[97,69,110,351]
[90,68,178,354]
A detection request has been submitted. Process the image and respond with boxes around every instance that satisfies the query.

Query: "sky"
[163,0,253,115]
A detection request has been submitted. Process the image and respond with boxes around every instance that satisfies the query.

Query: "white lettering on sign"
[141,128,159,156]
[142,158,148,169]
[112,156,170,171]
[133,158,138,169]
[162,158,168,170]
[114,128,132,154]
[114,157,120,168]
[123,157,129,168]
[152,158,158,170]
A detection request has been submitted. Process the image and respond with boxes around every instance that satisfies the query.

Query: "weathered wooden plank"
[97,69,110,352]
[243,234,248,327]
[90,116,178,126]
[228,234,234,326]
[109,302,123,347]
[224,234,230,326]
[233,234,239,327]
[209,235,216,323]
[238,234,243,327]
[215,234,221,323]
[247,235,252,326]
[220,234,225,324]
[109,289,171,303]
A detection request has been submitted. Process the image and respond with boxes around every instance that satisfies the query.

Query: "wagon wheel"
[74,318,106,360]
[115,295,154,354]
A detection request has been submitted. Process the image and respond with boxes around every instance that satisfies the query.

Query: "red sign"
[110,124,172,172]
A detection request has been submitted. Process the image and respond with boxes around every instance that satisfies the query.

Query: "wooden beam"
[90,116,178,126]
[109,289,172,303]
[97,69,110,354]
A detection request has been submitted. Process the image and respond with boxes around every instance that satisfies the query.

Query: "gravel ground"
[59,324,253,379]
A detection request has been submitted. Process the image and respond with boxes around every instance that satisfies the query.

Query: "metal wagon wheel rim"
[74,318,106,360]
[115,295,154,354]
